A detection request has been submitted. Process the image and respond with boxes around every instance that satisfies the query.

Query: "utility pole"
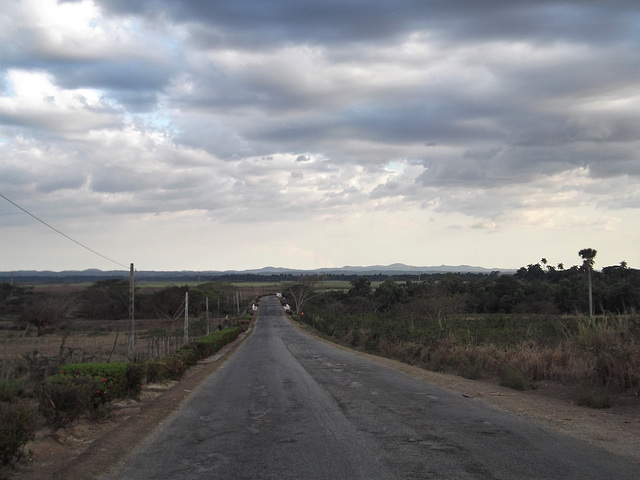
[587,267,594,317]
[127,263,135,362]
[206,297,210,335]
[579,248,597,318]
[184,291,189,343]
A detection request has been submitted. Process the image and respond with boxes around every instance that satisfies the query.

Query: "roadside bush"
[145,359,169,384]
[576,385,611,409]
[124,363,145,398]
[173,347,199,368]
[190,341,213,360]
[146,327,242,383]
[165,356,188,381]
[0,401,37,467]
[59,362,144,401]
[499,365,534,391]
[38,375,95,428]
[193,327,242,359]
[457,358,484,380]
[0,379,29,403]
[40,362,146,426]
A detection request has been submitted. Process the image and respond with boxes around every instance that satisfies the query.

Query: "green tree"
[21,296,75,336]
[600,262,639,313]
[80,279,129,319]
[0,283,32,315]
[579,248,597,317]
[493,275,525,313]
[373,279,406,311]
[186,287,207,317]
[349,277,372,298]
[150,285,189,319]
[197,281,240,316]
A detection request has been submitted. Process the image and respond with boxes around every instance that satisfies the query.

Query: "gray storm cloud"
[0,0,638,270]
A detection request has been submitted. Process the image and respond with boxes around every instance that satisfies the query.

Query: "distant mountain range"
[0,263,514,282]
[235,263,509,275]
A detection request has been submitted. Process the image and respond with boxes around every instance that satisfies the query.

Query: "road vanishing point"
[106,295,640,479]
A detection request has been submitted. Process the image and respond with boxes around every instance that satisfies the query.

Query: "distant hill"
[0,263,514,283]
[236,263,508,275]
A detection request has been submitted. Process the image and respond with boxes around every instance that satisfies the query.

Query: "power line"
[0,192,128,269]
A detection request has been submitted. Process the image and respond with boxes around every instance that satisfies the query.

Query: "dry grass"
[0,316,230,382]
[2,331,126,362]
[316,313,640,398]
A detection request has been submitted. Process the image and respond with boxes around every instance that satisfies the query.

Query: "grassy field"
[20,279,365,296]
[0,315,233,383]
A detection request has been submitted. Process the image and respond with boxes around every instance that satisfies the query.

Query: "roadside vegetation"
[289,254,640,408]
[0,280,255,470]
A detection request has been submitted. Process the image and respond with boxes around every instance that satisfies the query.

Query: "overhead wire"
[0,192,129,269]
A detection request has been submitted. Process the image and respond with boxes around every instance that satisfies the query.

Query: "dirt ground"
[3,320,639,480]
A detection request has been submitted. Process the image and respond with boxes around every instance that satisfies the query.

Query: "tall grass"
[303,311,640,397]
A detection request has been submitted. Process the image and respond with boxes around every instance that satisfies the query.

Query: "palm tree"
[578,248,597,317]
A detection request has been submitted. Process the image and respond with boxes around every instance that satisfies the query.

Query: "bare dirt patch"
[3,319,639,480]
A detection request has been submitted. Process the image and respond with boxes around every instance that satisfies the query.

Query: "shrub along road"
[102,295,640,479]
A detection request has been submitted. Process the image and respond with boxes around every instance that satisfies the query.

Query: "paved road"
[107,295,640,479]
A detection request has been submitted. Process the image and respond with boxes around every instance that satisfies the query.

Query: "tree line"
[0,281,243,335]
[290,254,639,318]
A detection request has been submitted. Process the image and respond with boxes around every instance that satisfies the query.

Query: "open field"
[20,279,375,294]
[23,282,283,301]
[316,280,386,290]
[0,316,232,382]
[2,327,130,363]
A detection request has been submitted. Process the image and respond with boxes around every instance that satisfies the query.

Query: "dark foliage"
[0,401,37,466]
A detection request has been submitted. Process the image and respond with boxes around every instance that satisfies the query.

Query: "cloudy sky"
[1,0,638,272]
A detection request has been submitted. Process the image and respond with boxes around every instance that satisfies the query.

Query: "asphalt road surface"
[106,295,640,479]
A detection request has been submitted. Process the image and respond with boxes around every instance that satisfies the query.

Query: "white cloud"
[1,0,639,271]
[0,70,118,134]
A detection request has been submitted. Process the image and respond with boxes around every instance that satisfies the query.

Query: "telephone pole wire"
[0,193,128,269]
